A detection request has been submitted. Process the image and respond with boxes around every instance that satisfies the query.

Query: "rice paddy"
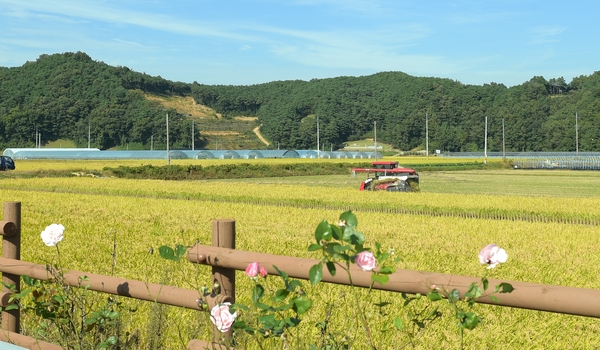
[1,158,599,349]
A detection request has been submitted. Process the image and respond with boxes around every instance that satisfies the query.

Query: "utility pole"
[88,122,91,148]
[374,120,378,161]
[316,115,320,158]
[166,113,170,166]
[484,116,488,164]
[192,120,195,151]
[151,135,154,151]
[426,112,429,160]
[502,117,506,162]
[576,111,579,157]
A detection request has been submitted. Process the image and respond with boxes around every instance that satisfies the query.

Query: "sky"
[0,0,597,87]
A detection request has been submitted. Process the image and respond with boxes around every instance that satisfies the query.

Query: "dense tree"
[2,52,600,152]
[0,52,190,149]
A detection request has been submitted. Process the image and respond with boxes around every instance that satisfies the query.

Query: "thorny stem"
[345,265,377,350]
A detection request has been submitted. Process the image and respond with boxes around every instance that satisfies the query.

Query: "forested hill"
[0,52,193,150]
[1,52,599,152]
[193,73,600,152]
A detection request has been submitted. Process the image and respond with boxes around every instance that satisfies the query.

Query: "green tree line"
[0,52,196,150]
[192,73,600,152]
[1,52,599,152]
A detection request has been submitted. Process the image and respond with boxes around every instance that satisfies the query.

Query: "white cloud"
[530,25,567,44]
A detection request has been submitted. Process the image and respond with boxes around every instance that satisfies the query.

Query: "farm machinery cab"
[352,161,419,192]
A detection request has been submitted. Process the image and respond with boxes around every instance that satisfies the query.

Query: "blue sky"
[0,0,597,87]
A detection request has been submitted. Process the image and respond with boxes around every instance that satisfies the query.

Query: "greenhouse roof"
[2,148,381,160]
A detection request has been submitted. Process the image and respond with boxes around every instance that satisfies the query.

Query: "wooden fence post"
[211,219,236,343]
[1,202,21,333]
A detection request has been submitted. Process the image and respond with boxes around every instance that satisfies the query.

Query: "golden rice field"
[1,158,600,349]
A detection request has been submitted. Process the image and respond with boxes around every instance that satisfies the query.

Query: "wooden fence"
[2,201,600,349]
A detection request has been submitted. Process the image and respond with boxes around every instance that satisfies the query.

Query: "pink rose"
[259,266,268,278]
[245,262,259,277]
[478,244,508,269]
[210,302,237,332]
[355,251,376,271]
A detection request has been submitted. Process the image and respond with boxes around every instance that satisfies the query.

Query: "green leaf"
[461,312,481,330]
[339,211,358,228]
[309,263,323,285]
[378,267,395,274]
[342,226,365,245]
[232,320,248,330]
[495,282,515,293]
[307,243,322,252]
[331,225,342,240]
[274,303,293,312]
[325,262,336,276]
[489,295,500,303]
[252,284,265,303]
[315,219,331,242]
[255,302,271,311]
[481,277,489,291]
[272,289,289,303]
[448,289,460,303]
[291,296,312,314]
[259,314,277,327]
[22,276,39,286]
[106,336,118,345]
[324,242,341,256]
[14,289,33,299]
[273,265,289,280]
[158,246,175,261]
[230,303,249,312]
[333,244,352,254]
[284,317,301,327]
[427,291,444,301]
[465,284,483,300]
[288,280,302,292]
[4,304,18,311]
[371,273,389,285]
[393,317,403,330]
[84,318,98,326]
[175,244,187,259]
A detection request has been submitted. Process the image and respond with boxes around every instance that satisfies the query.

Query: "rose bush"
[478,244,508,269]
[40,223,65,247]
[355,251,377,271]
[210,302,237,333]
[259,266,268,278]
[245,262,259,277]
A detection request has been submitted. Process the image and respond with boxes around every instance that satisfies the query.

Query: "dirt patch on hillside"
[145,94,222,119]
[234,116,258,121]
[201,131,240,136]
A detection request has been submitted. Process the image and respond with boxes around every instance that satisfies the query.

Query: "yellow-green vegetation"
[42,139,77,148]
[144,94,221,119]
[1,164,600,349]
[7,157,488,173]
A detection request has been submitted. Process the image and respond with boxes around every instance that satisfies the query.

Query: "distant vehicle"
[352,161,419,192]
[0,156,15,171]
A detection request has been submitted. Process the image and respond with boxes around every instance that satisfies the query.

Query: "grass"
[5,157,490,173]
[1,161,600,348]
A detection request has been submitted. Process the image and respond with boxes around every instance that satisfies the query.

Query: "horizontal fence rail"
[0,330,62,350]
[0,257,229,311]
[188,244,600,318]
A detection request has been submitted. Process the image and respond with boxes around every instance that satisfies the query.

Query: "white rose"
[41,224,65,247]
